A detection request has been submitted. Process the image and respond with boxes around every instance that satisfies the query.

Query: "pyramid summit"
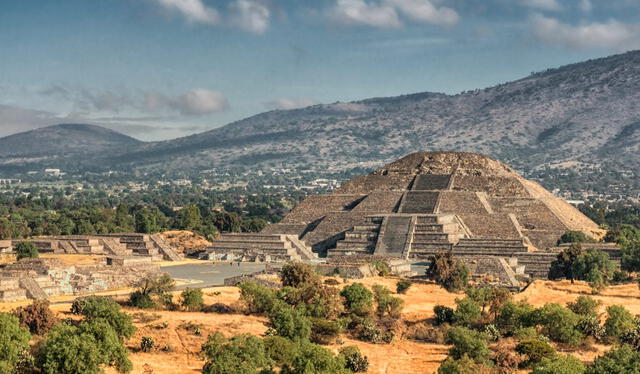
[208,152,603,279]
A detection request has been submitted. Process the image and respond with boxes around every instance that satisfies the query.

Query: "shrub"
[141,336,154,352]
[514,327,542,340]
[396,279,412,294]
[280,262,320,288]
[603,305,635,340]
[269,304,311,341]
[15,241,38,260]
[204,303,236,314]
[495,301,536,335]
[238,282,279,315]
[534,303,583,346]
[405,322,446,343]
[13,299,58,335]
[201,332,272,374]
[434,305,455,325]
[567,296,600,317]
[427,251,469,292]
[358,318,383,343]
[438,355,490,374]
[576,316,606,342]
[373,285,404,318]
[281,341,350,374]
[181,288,204,312]
[558,231,595,244]
[339,346,369,372]
[37,321,131,374]
[445,326,490,363]
[548,243,584,282]
[324,278,340,286]
[310,317,343,345]
[134,273,175,296]
[0,313,31,374]
[263,336,297,367]
[71,296,135,339]
[492,340,526,373]
[372,260,391,276]
[453,297,482,327]
[586,345,640,374]
[532,354,585,374]
[572,249,616,291]
[128,291,155,309]
[515,339,556,367]
[341,283,373,317]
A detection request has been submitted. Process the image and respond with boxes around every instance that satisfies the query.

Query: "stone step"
[219,234,284,241]
[211,240,291,249]
[411,242,454,251]
[413,233,453,241]
[344,232,377,240]
[353,225,380,231]
[336,241,376,249]
[415,216,439,224]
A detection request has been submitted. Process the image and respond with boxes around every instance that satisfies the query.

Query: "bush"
[310,317,343,345]
[341,283,373,317]
[263,336,297,367]
[13,299,58,335]
[620,239,640,272]
[280,262,320,288]
[453,297,482,327]
[358,318,383,343]
[396,279,412,294]
[445,326,490,363]
[548,243,584,282]
[181,288,204,312]
[238,282,279,315]
[372,260,391,276]
[586,345,640,374]
[558,231,595,244]
[339,345,369,372]
[269,304,311,341]
[434,305,455,325]
[492,340,526,373]
[0,313,31,374]
[201,332,272,374]
[37,321,131,374]
[427,251,469,292]
[128,291,155,309]
[576,316,606,342]
[603,305,635,340]
[567,296,600,317]
[534,303,583,346]
[15,241,38,260]
[141,336,154,352]
[516,339,556,367]
[532,354,585,374]
[619,322,640,349]
[572,249,616,291]
[405,322,446,343]
[281,341,350,374]
[373,285,404,318]
[71,296,135,339]
[495,301,536,335]
[438,355,490,374]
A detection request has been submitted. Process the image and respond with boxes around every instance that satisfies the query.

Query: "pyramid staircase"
[329,216,383,257]
[407,215,464,258]
[149,234,183,261]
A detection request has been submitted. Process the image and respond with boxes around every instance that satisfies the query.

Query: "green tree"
[201,332,272,374]
[548,243,584,283]
[572,249,616,291]
[427,251,469,292]
[495,301,536,335]
[567,296,600,317]
[586,345,640,374]
[238,282,279,315]
[534,303,583,346]
[269,304,312,341]
[181,288,204,312]
[445,326,490,363]
[15,241,38,260]
[282,341,350,374]
[0,313,31,374]
[558,231,595,244]
[453,297,482,327]
[516,339,556,367]
[340,283,373,317]
[178,204,202,230]
[71,296,135,339]
[603,305,635,340]
[373,285,404,318]
[532,354,585,374]
[621,239,640,272]
[280,262,320,288]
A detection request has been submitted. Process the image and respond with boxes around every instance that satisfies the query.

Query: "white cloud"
[331,0,401,28]
[151,0,220,24]
[579,0,592,12]
[267,98,318,110]
[330,0,459,28]
[520,0,562,11]
[229,0,271,34]
[388,0,459,26]
[530,13,640,50]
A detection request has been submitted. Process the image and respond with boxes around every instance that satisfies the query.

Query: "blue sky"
[1,0,639,141]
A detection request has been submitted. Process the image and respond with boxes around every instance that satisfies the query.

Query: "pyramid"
[263,152,602,260]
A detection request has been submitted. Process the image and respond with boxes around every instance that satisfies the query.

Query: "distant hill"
[0,124,141,167]
[1,51,639,194]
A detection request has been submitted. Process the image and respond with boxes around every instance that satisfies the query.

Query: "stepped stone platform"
[207,152,608,282]
[202,233,317,262]
[0,257,161,302]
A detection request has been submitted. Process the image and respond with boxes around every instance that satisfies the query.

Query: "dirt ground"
[160,231,211,256]
[6,278,640,374]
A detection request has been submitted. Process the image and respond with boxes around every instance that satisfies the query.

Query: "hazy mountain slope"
[0,124,142,158]
[103,51,640,177]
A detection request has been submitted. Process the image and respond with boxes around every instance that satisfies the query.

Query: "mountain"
[0,124,142,167]
[1,51,639,193]
[107,51,640,179]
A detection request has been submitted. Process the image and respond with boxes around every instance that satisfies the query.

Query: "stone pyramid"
[263,152,601,260]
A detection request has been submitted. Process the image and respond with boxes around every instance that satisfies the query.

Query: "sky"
[1,0,639,141]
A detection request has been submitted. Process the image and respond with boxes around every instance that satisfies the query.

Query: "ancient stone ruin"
[208,152,611,283]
